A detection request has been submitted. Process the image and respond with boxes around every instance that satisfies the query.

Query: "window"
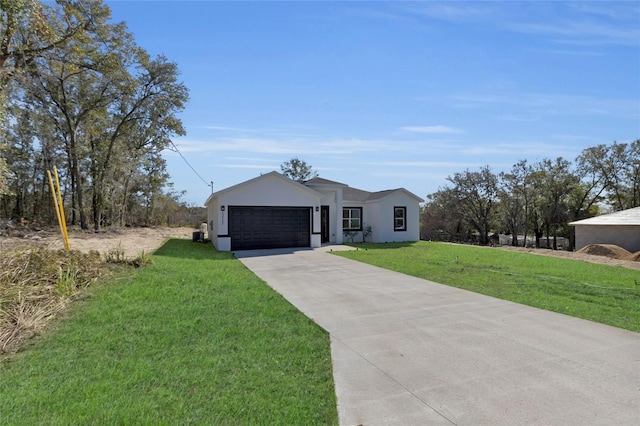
[394,206,406,231]
[343,207,362,231]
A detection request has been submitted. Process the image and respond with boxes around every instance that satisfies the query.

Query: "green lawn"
[0,240,338,425]
[335,242,640,332]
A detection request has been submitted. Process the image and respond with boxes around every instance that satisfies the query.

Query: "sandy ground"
[0,226,199,258]
[493,244,640,271]
[1,226,639,270]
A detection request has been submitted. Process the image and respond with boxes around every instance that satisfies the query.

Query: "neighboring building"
[569,206,640,253]
[204,172,423,251]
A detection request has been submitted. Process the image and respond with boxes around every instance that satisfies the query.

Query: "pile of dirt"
[625,251,640,262]
[576,244,632,260]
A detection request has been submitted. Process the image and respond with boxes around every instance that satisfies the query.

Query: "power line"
[169,140,211,188]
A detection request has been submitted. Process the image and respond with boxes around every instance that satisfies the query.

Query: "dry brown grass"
[0,247,104,354]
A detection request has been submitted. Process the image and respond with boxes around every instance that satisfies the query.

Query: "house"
[204,171,424,251]
[569,206,640,253]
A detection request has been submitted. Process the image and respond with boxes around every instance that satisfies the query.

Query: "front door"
[321,205,329,243]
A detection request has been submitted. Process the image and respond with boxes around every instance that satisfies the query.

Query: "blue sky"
[107,1,640,205]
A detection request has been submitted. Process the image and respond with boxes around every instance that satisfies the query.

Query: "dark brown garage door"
[229,206,311,250]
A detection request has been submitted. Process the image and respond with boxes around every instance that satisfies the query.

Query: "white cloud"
[366,160,467,168]
[403,3,494,23]
[165,136,406,156]
[509,20,640,46]
[450,93,639,119]
[216,164,279,170]
[400,125,463,134]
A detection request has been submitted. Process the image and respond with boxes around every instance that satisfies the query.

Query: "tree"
[18,7,187,230]
[498,160,534,247]
[445,165,499,245]
[533,158,579,250]
[0,142,9,196]
[280,157,318,182]
[0,0,105,88]
[0,0,107,197]
[421,189,467,242]
[1,0,189,230]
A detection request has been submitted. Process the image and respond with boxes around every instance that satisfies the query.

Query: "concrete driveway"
[236,247,640,425]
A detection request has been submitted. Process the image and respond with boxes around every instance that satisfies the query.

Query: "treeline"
[421,140,640,250]
[0,0,199,230]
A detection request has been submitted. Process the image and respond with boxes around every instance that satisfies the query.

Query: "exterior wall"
[206,174,321,251]
[314,188,343,244]
[207,198,219,249]
[574,225,640,253]
[371,192,421,243]
[343,201,374,243]
[342,194,420,243]
[206,173,422,250]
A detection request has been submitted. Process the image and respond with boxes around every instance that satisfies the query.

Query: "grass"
[0,240,337,425]
[335,242,640,333]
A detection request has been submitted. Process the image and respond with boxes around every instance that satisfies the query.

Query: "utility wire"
[169,140,211,188]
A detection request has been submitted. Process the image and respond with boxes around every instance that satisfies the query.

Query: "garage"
[229,206,311,250]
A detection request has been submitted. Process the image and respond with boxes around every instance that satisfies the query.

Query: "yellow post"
[53,167,70,250]
[47,170,65,247]
[47,169,70,250]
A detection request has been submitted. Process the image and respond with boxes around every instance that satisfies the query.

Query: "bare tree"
[280,157,318,182]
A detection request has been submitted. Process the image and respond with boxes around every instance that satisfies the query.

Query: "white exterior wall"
[206,174,322,251]
[342,193,421,243]
[371,193,421,243]
[314,188,343,244]
[342,201,366,243]
[574,225,640,253]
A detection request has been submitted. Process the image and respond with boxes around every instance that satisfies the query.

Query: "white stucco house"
[204,172,424,251]
[569,206,640,253]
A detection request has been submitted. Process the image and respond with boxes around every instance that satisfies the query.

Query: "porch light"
[315,206,319,212]
[221,206,225,212]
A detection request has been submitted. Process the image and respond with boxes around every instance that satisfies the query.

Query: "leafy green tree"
[534,158,579,250]
[19,6,187,230]
[499,160,534,247]
[1,0,189,230]
[421,190,467,242]
[0,0,103,87]
[280,157,318,182]
[0,141,9,196]
[445,165,499,245]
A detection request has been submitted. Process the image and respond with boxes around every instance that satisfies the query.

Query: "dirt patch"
[625,251,640,262]
[495,244,640,271]
[2,220,639,271]
[0,224,199,258]
[576,244,632,260]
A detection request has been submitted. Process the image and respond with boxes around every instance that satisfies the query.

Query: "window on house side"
[394,206,406,231]
[343,207,362,231]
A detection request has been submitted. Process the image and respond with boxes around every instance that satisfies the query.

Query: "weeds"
[57,265,79,296]
[104,244,153,268]
[0,246,130,354]
[104,243,126,264]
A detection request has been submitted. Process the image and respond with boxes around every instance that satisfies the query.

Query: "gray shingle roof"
[343,187,402,202]
[569,206,640,226]
[303,177,348,186]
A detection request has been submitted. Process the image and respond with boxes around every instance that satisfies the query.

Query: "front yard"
[0,240,338,425]
[336,242,640,332]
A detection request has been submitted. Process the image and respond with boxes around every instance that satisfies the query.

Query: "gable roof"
[204,171,322,205]
[344,187,424,203]
[569,206,640,226]
[303,177,348,187]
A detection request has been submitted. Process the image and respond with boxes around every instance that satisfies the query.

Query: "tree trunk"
[70,144,88,230]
